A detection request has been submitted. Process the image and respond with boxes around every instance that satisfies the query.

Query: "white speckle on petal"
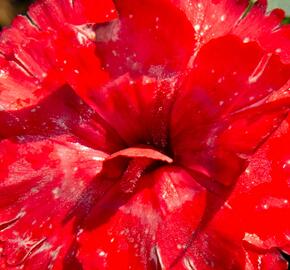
[194,24,200,31]
[52,187,61,199]
[99,251,107,257]
[243,37,250,43]
[248,53,271,84]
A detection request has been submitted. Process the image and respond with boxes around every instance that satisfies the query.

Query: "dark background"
[0,0,32,29]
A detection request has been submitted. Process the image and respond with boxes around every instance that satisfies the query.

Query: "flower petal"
[169,115,290,269]
[1,0,290,269]
[27,0,117,28]
[174,201,289,269]
[94,0,195,77]
[0,0,117,111]
[0,85,124,153]
[0,18,59,110]
[171,34,290,186]
[67,72,179,147]
[234,5,290,64]
[173,0,249,49]
[227,114,290,252]
[0,135,107,269]
[173,0,290,64]
[75,166,206,269]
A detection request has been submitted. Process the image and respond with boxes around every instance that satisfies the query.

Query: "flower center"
[102,146,173,194]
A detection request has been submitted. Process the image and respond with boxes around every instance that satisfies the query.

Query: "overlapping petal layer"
[171,34,290,186]
[0,135,107,269]
[0,0,290,269]
[176,113,290,269]
[94,0,195,77]
[76,166,206,269]
[0,0,117,111]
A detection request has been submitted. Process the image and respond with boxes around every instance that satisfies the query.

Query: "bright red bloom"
[1,0,290,269]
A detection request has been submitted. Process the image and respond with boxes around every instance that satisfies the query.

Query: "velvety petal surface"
[75,166,206,270]
[0,135,107,269]
[173,0,290,64]
[94,0,195,78]
[0,0,117,111]
[0,85,125,153]
[0,0,290,269]
[170,114,290,269]
[171,33,290,186]
[67,73,180,147]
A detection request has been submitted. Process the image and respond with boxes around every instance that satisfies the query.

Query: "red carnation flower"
[1,0,290,269]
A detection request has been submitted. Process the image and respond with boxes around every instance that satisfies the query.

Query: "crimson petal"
[0,135,107,269]
[94,0,195,77]
[75,166,206,269]
[173,114,290,269]
[171,34,290,186]
[1,0,290,269]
